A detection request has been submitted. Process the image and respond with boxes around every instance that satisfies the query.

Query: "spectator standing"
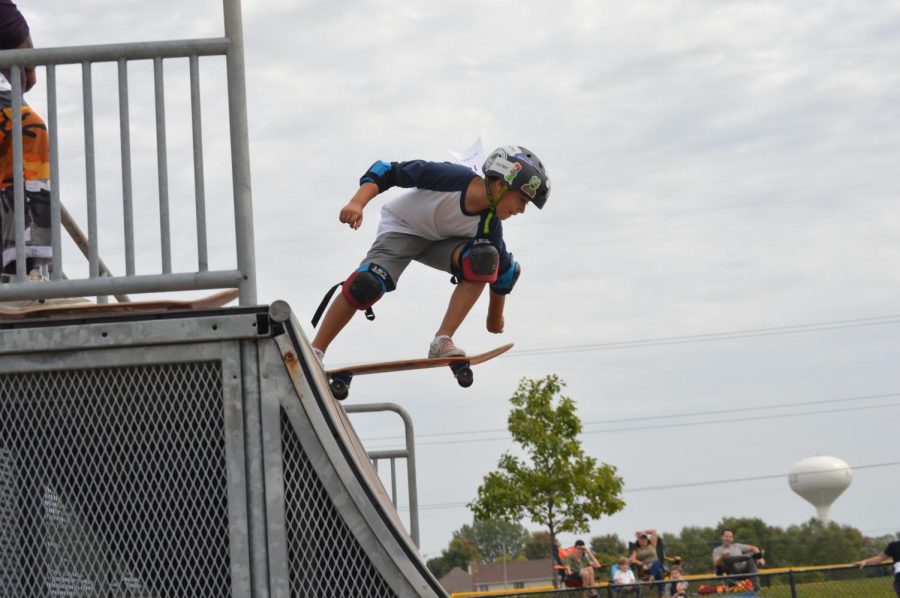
[856,539,900,597]
[0,0,51,281]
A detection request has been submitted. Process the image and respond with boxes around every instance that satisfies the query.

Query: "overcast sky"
[22,0,900,560]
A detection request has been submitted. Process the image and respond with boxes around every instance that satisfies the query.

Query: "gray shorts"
[361,232,467,289]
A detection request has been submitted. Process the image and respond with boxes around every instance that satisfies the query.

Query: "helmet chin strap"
[484,179,508,209]
[482,179,508,234]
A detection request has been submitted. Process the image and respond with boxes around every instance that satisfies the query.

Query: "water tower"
[788,455,852,523]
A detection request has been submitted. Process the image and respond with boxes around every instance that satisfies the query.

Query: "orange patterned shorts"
[0,105,50,187]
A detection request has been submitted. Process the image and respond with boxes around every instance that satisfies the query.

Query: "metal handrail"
[0,0,256,304]
[344,402,421,548]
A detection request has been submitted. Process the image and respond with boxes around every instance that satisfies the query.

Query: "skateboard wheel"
[454,366,474,388]
[330,379,349,400]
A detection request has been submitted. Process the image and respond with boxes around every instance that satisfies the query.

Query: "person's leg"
[434,280,485,338]
[892,575,900,598]
[312,233,419,356]
[311,294,356,354]
[579,567,598,597]
[432,242,486,338]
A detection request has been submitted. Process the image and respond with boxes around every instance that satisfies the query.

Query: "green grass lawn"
[756,576,895,597]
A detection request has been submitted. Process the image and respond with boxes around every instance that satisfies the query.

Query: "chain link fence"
[0,362,232,596]
[454,563,897,598]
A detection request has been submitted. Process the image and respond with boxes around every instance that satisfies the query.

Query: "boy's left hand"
[486,314,504,333]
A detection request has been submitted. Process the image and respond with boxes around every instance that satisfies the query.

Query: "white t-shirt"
[614,568,636,585]
[377,188,479,241]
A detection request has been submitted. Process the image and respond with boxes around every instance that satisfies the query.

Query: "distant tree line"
[426,516,898,579]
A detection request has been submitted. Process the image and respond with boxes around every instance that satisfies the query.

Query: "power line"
[393,461,900,513]
[360,392,900,444]
[362,396,900,450]
[507,314,900,357]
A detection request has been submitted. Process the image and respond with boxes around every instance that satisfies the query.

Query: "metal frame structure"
[0,302,446,596]
[0,0,256,304]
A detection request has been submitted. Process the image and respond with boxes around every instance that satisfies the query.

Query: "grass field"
[756,576,895,597]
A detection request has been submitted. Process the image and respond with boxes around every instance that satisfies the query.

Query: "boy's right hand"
[339,202,364,229]
[339,183,379,229]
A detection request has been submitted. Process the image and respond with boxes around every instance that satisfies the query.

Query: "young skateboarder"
[311,145,550,360]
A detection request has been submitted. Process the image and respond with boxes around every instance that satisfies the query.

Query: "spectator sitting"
[613,556,641,596]
[630,529,665,585]
[564,539,601,597]
[665,565,688,597]
[711,529,765,591]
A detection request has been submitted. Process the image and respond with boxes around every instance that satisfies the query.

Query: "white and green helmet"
[482,145,551,209]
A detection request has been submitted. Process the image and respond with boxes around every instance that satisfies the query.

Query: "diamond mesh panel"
[0,362,232,596]
[281,410,397,598]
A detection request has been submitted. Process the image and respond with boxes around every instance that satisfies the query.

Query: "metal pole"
[82,61,106,303]
[189,54,209,272]
[223,0,257,305]
[11,65,26,281]
[153,57,172,274]
[46,64,62,280]
[118,59,135,277]
[390,458,398,507]
[788,569,797,598]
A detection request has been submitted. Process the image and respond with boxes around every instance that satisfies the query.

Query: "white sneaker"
[428,336,466,359]
[312,347,325,366]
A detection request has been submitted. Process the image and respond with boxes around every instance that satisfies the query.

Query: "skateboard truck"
[450,362,473,388]
[329,372,353,401]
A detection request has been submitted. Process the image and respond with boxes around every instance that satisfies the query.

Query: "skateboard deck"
[0,288,240,320]
[324,342,513,400]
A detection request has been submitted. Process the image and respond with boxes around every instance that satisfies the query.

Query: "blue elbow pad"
[359,160,396,192]
[490,260,520,295]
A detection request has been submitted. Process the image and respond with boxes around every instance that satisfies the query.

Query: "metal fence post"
[788,569,797,598]
[222,0,257,305]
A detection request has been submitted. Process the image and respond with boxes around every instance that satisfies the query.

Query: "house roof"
[470,558,555,584]
[439,566,473,593]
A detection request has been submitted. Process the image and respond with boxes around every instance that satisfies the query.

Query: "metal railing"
[0,0,256,304]
[344,402,421,548]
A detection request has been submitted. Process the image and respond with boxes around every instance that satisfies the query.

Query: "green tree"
[782,519,870,566]
[523,530,553,560]
[425,536,481,579]
[469,375,625,548]
[590,533,628,565]
[456,519,531,562]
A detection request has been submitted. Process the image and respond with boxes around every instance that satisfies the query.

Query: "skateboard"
[0,288,240,320]
[324,342,513,400]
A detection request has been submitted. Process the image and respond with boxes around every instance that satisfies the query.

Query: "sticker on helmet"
[504,162,522,184]
[520,175,542,199]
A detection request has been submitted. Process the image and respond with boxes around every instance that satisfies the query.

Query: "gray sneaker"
[428,336,466,359]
